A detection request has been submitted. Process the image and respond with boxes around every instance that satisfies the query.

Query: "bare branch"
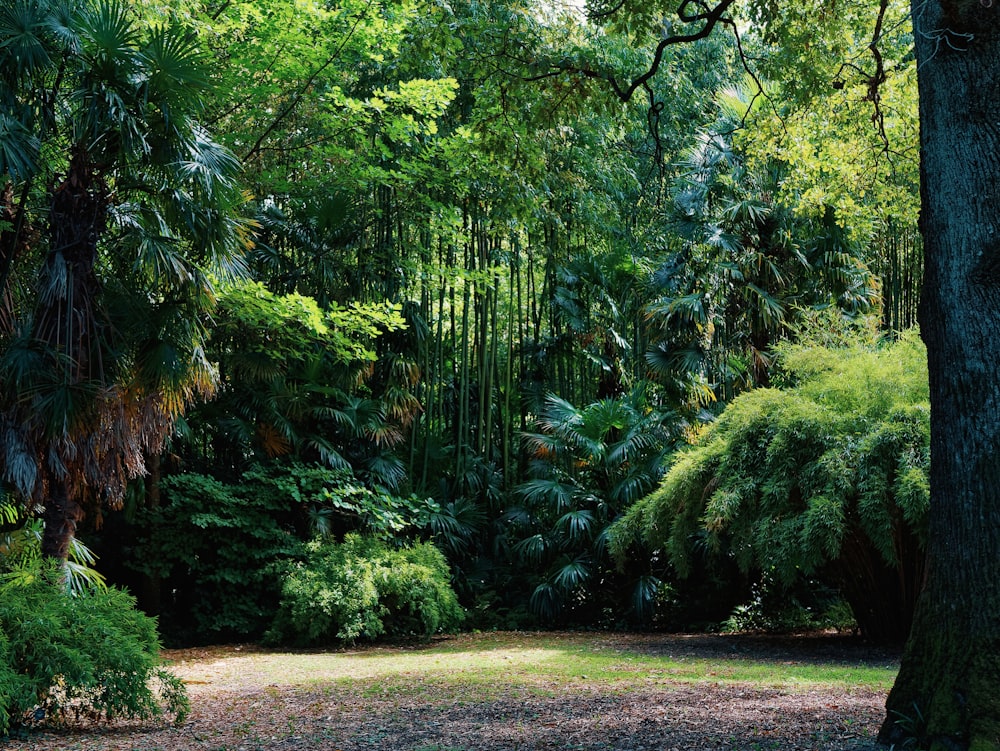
[524,0,740,102]
[867,0,891,150]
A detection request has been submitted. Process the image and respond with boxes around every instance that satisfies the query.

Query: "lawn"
[5,631,899,751]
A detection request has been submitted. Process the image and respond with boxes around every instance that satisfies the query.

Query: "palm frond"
[140,23,210,116]
[0,0,57,80]
[609,473,654,506]
[304,435,350,470]
[364,452,405,490]
[516,478,576,512]
[632,575,662,621]
[554,509,594,543]
[552,555,591,591]
[520,430,561,460]
[528,582,561,620]
[746,283,786,327]
[77,0,139,67]
[0,111,39,179]
[42,0,79,53]
[512,533,548,565]
[536,393,583,435]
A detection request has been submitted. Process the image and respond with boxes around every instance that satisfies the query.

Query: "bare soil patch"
[4,632,898,751]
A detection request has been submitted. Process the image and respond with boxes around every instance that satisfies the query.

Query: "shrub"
[265,534,463,646]
[377,542,466,638]
[128,472,302,643]
[0,562,187,738]
[125,462,441,644]
[610,333,929,642]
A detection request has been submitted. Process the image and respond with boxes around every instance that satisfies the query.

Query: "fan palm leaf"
[0,0,252,558]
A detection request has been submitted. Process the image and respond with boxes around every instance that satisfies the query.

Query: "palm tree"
[0,0,250,561]
[646,80,879,405]
[509,388,678,623]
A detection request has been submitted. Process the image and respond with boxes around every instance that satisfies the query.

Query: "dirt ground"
[4,632,898,751]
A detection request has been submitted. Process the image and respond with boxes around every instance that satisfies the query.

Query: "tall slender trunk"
[138,452,163,614]
[457,209,472,480]
[880,3,1000,748]
[36,150,106,562]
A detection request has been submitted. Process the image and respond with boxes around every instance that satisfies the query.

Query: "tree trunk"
[137,452,163,615]
[39,474,83,561]
[879,3,1000,749]
[35,149,106,562]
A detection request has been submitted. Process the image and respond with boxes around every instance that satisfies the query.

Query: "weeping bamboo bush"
[610,332,929,642]
[0,561,187,738]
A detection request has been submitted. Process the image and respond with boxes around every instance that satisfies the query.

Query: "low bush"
[265,534,464,646]
[0,562,187,738]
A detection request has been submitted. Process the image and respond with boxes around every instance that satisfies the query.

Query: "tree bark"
[879,3,1000,749]
[39,475,83,561]
[35,149,106,562]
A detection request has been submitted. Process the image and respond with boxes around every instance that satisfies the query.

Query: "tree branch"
[242,0,377,163]
[525,0,740,102]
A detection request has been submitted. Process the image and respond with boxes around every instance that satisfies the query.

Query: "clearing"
[6,631,900,751]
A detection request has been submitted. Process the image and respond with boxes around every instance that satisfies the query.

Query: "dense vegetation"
[0,0,925,640]
[1,0,959,741]
[611,332,929,642]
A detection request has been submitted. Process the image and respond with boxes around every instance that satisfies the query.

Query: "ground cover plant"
[5,631,898,750]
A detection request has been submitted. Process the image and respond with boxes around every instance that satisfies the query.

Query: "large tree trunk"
[879,3,1000,749]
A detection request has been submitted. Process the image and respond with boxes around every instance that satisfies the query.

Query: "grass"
[169,631,898,704]
[13,633,895,751]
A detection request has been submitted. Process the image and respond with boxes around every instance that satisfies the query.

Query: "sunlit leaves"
[735,0,918,230]
[610,334,929,636]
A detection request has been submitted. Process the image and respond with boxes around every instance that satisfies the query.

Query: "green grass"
[170,632,898,704]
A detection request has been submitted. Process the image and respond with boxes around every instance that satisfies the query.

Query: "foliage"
[645,79,880,406]
[182,280,411,486]
[127,471,302,643]
[124,461,442,643]
[4,0,926,647]
[0,560,187,738]
[507,387,678,625]
[722,570,857,635]
[265,533,463,646]
[611,333,929,641]
[737,0,918,230]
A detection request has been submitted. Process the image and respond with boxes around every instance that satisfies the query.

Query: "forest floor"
[5,631,900,751]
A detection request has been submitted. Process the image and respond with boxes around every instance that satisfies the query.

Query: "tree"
[0,0,249,561]
[553,0,999,746]
[877,2,1000,748]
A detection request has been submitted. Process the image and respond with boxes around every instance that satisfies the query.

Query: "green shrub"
[265,534,463,646]
[126,462,441,644]
[610,333,929,642]
[0,562,187,738]
[129,472,302,643]
[377,542,466,638]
